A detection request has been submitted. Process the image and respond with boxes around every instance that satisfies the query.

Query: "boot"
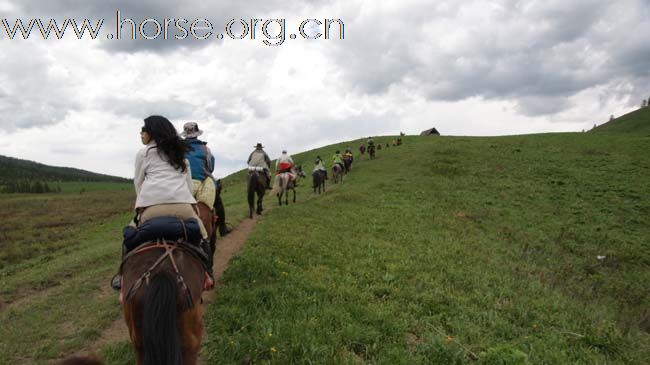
[219,224,232,236]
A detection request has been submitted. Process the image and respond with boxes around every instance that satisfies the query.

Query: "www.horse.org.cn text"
[1,11,345,46]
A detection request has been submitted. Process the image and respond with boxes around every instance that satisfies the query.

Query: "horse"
[195,201,216,257]
[368,144,376,160]
[121,240,206,365]
[312,170,326,194]
[247,168,267,218]
[359,145,366,155]
[272,165,306,206]
[343,155,353,174]
[332,163,344,184]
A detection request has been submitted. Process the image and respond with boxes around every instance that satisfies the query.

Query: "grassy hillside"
[1,133,648,364]
[0,154,130,189]
[593,107,650,134]
[203,134,649,364]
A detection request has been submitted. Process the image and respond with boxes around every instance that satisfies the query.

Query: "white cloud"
[0,0,648,178]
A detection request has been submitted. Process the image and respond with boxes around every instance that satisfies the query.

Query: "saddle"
[123,216,202,253]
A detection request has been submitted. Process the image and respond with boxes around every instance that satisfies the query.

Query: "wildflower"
[446,335,453,343]
[270,346,277,353]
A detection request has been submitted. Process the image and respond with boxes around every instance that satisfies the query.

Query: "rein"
[123,239,195,310]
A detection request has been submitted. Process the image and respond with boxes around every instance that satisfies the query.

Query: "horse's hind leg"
[277,193,282,206]
[293,189,296,203]
[179,306,203,365]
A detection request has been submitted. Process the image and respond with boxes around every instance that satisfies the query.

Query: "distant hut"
[420,127,440,136]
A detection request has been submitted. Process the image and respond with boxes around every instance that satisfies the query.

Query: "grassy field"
[1,130,649,364]
[202,133,649,364]
[0,180,252,365]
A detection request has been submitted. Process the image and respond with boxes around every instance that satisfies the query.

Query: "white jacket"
[134,142,196,209]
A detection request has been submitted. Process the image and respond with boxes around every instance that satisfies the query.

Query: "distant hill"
[0,154,130,185]
[592,107,650,134]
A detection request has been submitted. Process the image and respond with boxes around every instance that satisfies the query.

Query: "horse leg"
[277,192,282,206]
[293,188,296,203]
[179,306,203,365]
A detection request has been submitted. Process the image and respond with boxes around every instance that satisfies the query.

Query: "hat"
[181,122,203,138]
[282,149,287,154]
[255,143,264,148]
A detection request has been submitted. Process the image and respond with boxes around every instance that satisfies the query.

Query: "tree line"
[1,180,62,194]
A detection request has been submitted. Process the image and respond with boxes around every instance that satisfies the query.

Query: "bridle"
[122,239,196,310]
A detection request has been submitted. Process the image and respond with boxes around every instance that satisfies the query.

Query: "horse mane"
[142,271,182,365]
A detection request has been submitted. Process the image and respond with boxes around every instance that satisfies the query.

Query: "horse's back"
[122,247,204,305]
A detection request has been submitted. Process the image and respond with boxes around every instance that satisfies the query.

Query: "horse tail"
[247,173,256,208]
[142,272,182,365]
[271,174,283,195]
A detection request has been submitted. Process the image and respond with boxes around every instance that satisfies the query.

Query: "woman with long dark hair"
[112,115,213,291]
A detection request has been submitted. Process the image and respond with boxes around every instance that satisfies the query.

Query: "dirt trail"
[61,214,261,363]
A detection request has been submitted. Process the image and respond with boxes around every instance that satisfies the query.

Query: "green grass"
[0,173,252,364]
[593,107,650,134]
[1,133,648,364]
[203,134,649,364]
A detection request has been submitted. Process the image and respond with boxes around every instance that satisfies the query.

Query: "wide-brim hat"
[181,122,203,138]
[254,143,265,148]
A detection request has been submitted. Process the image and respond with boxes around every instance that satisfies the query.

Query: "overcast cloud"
[0,0,648,178]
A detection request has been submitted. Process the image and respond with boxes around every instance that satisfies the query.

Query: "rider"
[276,149,294,173]
[248,143,272,189]
[344,148,354,172]
[112,116,212,291]
[332,150,345,171]
[181,122,216,210]
[367,136,375,147]
[314,155,328,179]
[276,149,297,186]
[181,122,216,281]
[344,148,354,161]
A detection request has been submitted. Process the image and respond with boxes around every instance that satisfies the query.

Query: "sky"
[0,0,648,179]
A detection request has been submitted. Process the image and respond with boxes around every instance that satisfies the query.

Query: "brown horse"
[195,202,216,255]
[272,165,305,205]
[368,144,376,160]
[359,145,366,155]
[332,163,344,184]
[247,169,267,218]
[343,155,353,174]
[121,241,205,365]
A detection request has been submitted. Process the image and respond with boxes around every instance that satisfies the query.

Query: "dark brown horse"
[121,242,205,365]
[247,169,267,218]
[359,145,366,155]
[368,144,376,160]
[312,169,326,194]
[343,155,353,174]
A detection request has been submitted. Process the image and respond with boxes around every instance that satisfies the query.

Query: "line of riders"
[110,115,398,297]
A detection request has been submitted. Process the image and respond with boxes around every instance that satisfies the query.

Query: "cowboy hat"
[181,122,203,138]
